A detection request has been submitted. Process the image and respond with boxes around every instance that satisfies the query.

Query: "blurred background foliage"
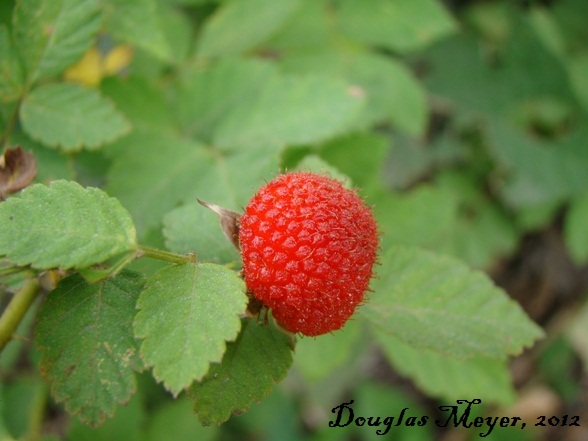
[1,0,588,440]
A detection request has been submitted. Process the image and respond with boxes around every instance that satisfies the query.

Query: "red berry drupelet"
[239,172,379,336]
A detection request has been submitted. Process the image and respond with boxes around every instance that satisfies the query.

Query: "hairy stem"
[0,278,40,352]
[137,245,196,265]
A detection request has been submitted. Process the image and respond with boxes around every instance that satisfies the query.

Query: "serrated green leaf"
[564,193,588,265]
[106,130,280,237]
[487,120,588,207]
[363,246,544,359]
[214,74,363,150]
[67,389,144,440]
[530,8,567,59]
[336,0,456,53]
[176,58,278,140]
[232,388,302,441]
[163,203,240,264]
[294,318,361,382]
[424,22,575,116]
[12,0,101,82]
[294,154,350,187]
[374,330,515,405]
[35,271,144,427]
[319,132,390,189]
[267,0,330,51]
[159,7,193,65]
[189,318,294,426]
[280,51,427,135]
[569,53,588,112]
[435,171,518,268]
[0,26,23,101]
[102,0,171,60]
[19,83,131,150]
[551,0,588,53]
[373,185,458,253]
[0,180,137,269]
[196,0,301,58]
[101,76,175,133]
[348,52,427,135]
[134,263,247,396]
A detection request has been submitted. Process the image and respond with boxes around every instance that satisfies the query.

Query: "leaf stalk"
[0,277,40,352]
[137,245,196,265]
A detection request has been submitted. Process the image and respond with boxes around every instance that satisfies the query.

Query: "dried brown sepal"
[0,147,37,199]
[244,293,264,319]
[196,199,241,251]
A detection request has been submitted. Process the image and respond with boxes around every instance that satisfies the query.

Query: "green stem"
[0,98,23,148]
[0,278,40,352]
[137,245,196,265]
[0,265,29,277]
[23,382,48,441]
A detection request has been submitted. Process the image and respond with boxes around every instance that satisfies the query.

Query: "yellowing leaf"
[103,45,134,75]
[64,45,134,86]
[64,47,103,86]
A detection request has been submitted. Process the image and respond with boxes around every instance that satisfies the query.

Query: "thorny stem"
[137,245,196,265]
[0,277,40,352]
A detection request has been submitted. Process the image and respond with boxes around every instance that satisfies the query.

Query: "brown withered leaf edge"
[0,146,37,199]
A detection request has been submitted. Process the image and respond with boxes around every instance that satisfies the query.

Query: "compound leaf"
[337,0,456,53]
[362,246,544,359]
[281,51,427,135]
[0,180,137,270]
[102,0,171,60]
[134,263,247,396]
[12,0,102,82]
[163,203,240,264]
[374,330,515,405]
[487,120,588,208]
[176,58,277,140]
[214,74,363,150]
[372,185,457,253]
[189,318,294,426]
[35,271,144,427]
[101,76,175,132]
[20,83,130,150]
[196,0,301,58]
[106,130,280,237]
[0,26,24,101]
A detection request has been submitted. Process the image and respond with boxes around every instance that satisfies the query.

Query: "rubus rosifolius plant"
[0,164,543,428]
[4,0,580,438]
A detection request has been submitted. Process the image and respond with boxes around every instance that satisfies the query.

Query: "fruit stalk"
[137,245,196,265]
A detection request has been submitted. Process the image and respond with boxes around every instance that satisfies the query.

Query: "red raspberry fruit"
[239,172,379,336]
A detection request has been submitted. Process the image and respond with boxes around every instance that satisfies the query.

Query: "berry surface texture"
[239,172,379,336]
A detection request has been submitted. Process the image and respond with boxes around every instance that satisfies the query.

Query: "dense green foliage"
[1,0,587,440]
